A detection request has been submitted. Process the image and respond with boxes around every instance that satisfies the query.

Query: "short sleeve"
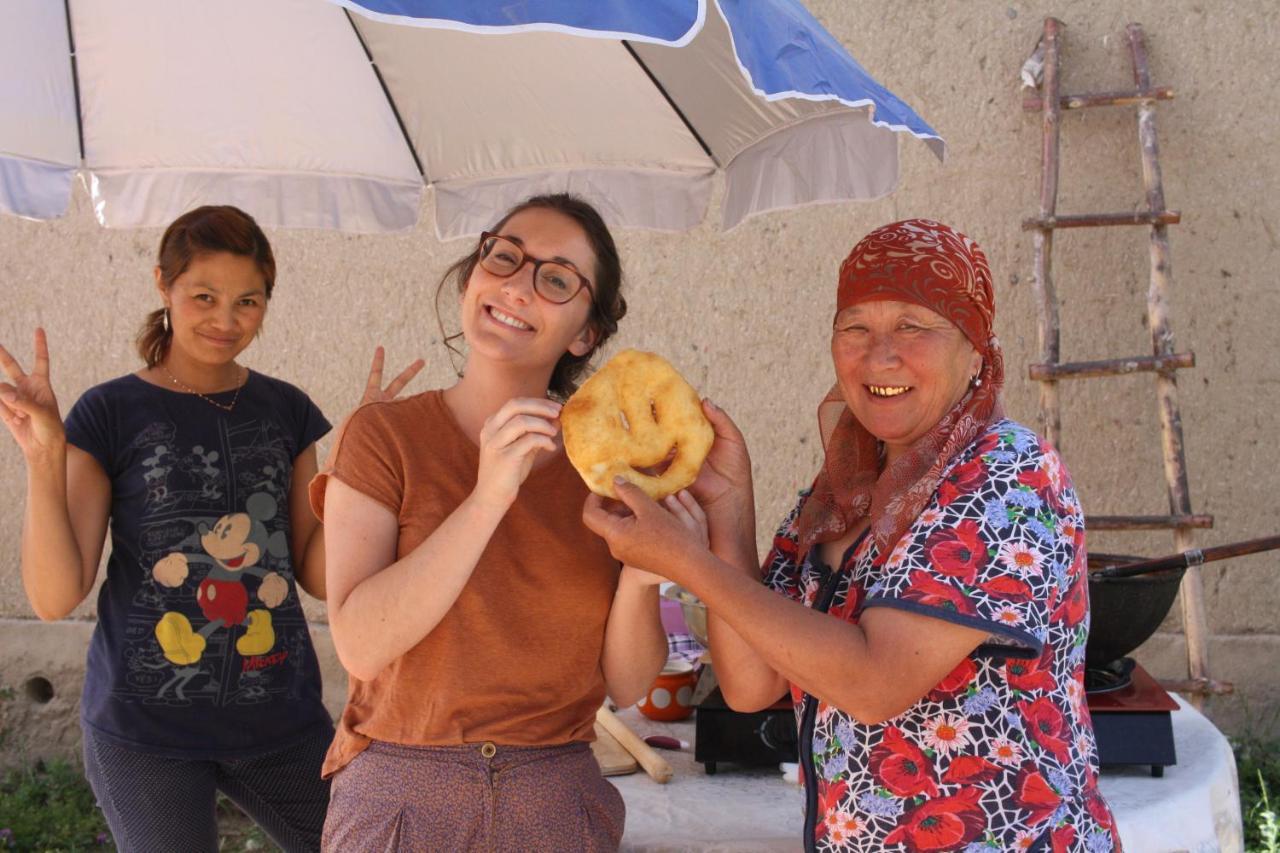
[862,422,1083,660]
[309,403,403,521]
[288,385,331,455]
[63,385,115,476]
[762,491,811,604]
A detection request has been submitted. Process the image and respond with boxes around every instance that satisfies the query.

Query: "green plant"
[215,794,282,853]
[0,759,112,851]
[1235,732,1280,852]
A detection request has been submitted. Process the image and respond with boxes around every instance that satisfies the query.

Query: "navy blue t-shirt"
[64,371,333,758]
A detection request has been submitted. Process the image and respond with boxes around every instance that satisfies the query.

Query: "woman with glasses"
[312,194,677,850]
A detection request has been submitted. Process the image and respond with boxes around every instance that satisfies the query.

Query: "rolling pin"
[596,706,673,784]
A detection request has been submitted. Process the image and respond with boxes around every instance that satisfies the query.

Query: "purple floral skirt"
[322,739,624,852]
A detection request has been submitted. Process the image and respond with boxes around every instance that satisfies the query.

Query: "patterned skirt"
[322,739,624,852]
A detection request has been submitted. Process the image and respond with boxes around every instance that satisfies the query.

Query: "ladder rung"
[1022,211,1180,230]
[1022,86,1174,112]
[1029,352,1194,380]
[1087,514,1214,531]
[1159,677,1234,697]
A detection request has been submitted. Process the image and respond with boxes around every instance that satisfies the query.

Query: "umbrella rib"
[62,0,85,163]
[343,9,428,182]
[621,41,717,166]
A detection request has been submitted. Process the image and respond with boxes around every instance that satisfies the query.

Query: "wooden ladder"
[1024,18,1229,699]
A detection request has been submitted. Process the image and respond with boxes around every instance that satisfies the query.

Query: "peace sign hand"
[359,346,426,406]
[0,328,67,464]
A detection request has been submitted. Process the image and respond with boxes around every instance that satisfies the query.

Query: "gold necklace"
[160,365,246,413]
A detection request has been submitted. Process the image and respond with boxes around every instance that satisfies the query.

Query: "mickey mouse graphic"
[151,492,290,665]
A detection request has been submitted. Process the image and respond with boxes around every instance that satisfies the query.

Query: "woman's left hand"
[359,346,425,406]
[618,490,708,586]
[585,481,709,583]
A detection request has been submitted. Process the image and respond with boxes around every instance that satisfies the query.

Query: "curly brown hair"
[435,194,627,400]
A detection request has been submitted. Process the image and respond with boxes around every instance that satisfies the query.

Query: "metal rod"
[1029,352,1193,381]
[1021,86,1173,112]
[622,42,717,164]
[1023,211,1180,230]
[62,0,85,163]
[1093,535,1280,579]
[1031,18,1064,448]
[342,9,427,180]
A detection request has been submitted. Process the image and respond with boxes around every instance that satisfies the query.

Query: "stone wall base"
[2,619,1275,770]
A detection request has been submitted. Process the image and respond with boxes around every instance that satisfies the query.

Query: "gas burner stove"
[1086,658,1179,777]
[1085,657,1136,693]
[694,686,796,775]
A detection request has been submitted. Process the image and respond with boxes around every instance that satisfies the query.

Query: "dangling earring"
[970,375,982,388]
[162,308,170,333]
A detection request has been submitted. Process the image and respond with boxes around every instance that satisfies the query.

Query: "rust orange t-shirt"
[310,390,620,777]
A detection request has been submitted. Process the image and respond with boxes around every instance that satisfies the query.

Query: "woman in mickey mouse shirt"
[0,206,420,852]
[586,220,1121,852]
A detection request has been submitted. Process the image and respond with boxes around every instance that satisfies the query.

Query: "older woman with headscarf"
[585,220,1121,852]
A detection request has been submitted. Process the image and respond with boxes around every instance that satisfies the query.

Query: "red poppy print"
[884,788,986,851]
[1019,697,1071,762]
[828,582,861,621]
[1006,646,1057,693]
[1017,466,1051,494]
[941,754,1004,784]
[1052,569,1088,627]
[1050,826,1078,853]
[981,574,1034,602]
[901,570,977,616]
[869,727,939,798]
[1086,785,1115,830]
[814,779,849,840]
[761,420,1121,850]
[1014,764,1062,823]
[927,657,977,702]
[925,519,987,582]
[973,431,1002,456]
[938,458,987,506]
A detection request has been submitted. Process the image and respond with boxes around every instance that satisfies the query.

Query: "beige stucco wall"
[2,1,1278,763]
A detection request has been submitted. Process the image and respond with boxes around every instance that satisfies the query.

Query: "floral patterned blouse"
[763,419,1121,852]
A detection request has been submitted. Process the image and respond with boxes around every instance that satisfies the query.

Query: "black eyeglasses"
[476,232,594,305]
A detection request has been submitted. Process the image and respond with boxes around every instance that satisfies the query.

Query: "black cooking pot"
[1085,552,1185,669]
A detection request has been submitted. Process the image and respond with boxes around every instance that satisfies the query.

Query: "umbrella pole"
[62,0,85,163]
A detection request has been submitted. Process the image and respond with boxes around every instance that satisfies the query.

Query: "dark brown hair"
[435,193,627,400]
[136,205,277,367]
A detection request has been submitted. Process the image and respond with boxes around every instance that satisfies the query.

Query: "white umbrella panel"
[0,0,944,237]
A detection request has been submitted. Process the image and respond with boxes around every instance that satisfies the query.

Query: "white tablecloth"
[609,696,1242,852]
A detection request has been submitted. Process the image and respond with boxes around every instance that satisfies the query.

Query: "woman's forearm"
[699,499,789,709]
[687,550,986,724]
[21,455,95,620]
[600,569,667,706]
[327,490,508,682]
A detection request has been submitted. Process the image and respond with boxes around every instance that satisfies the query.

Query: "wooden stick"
[1160,677,1235,697]
[1127,22,1213,706]
[1031,17,1064,449]
[596,706,673,784]
[1087,514,1213,531]
[1021,86,1173,112]
[1029,352,1193,381]
[1022,210,1180,230]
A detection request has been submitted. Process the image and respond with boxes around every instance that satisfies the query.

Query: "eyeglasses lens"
[478,235,583,304]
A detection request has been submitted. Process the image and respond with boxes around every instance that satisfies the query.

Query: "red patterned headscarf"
[795,219,1006,563]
